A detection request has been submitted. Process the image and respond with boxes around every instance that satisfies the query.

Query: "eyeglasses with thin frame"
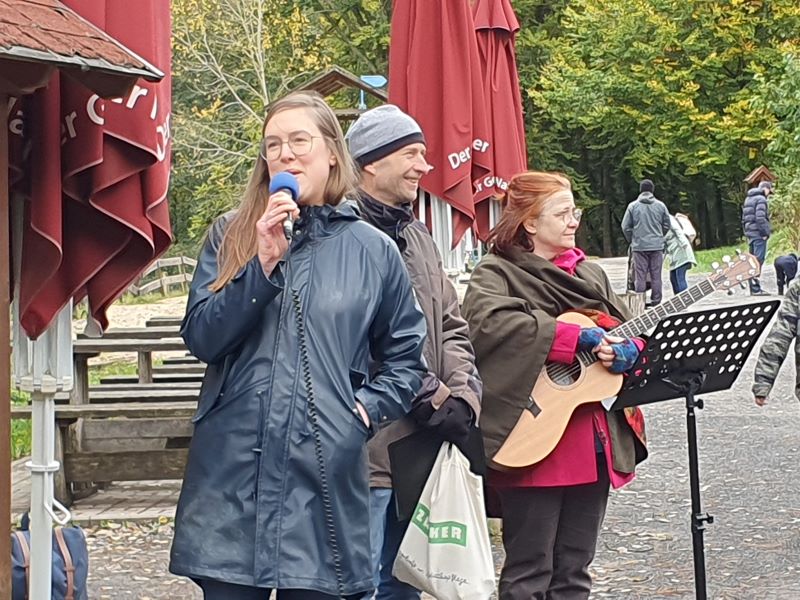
[260,131,323,161]
[544,208,583,224]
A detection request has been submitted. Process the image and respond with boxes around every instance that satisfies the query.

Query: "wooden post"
[179,257,186,294]
[138,351,154,384]
[0,93,13,600]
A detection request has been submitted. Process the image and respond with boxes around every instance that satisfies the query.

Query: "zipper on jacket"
[253,260,293,502]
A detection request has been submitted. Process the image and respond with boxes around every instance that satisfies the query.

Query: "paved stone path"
[14,257,800,598]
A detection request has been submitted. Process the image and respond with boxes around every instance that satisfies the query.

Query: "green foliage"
[118,290,187,305]
[515,0,800,254]
[754,52,800,251]
[166,0,800,257]
[11,388,30,460]
[88,362,140,386]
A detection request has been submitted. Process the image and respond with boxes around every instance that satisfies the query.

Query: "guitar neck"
[577,278,717,366]
[612,279,716,338]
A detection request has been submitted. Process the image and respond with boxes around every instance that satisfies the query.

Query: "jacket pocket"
[348,368,371,437]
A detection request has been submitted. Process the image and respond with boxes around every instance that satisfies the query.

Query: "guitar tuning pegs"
[711,261,720,270]
[735,249,743,257]
[722,255,731,264]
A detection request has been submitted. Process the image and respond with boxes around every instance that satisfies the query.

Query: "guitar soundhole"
[545,361,582,386]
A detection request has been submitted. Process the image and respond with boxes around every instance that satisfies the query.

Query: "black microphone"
[268,172,300,241]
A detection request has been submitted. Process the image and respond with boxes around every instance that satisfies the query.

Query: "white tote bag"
[393,443,495,600]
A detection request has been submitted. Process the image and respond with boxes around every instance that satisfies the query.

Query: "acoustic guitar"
[492,253,761,469]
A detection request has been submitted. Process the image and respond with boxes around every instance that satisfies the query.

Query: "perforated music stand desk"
[611,299,781,600]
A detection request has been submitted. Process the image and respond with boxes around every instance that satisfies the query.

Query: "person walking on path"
[621,179,671,307]
[169,92,427,600]
[753,277,800,406]
[346,105,482,600]
[774,252,798,296]
[664,213,697,294]
[742,180,773,295]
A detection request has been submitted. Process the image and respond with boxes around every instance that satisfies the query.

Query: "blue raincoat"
[169,202,426,595]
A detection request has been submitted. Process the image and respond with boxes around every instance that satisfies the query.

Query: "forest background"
[168,0,800,258]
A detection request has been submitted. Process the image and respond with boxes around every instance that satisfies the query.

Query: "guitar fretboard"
[577,278,717,367]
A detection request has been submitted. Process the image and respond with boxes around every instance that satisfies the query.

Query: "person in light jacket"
[664,213,697,293]
[169,91,427,600]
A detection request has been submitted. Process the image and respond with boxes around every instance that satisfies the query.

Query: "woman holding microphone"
[170,91,426,600]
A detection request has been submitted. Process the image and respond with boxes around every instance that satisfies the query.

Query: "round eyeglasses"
[260,131,322,161]
[546,208,583,224]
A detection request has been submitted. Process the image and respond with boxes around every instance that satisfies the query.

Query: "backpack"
[675,212,697,244]
[10,514,89,600]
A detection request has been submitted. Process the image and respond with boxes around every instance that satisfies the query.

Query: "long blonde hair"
[489,171,572,256]
[209,91,358,291]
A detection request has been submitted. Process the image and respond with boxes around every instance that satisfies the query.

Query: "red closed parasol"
[472,0,528,240]
[11,0,172,338]
[388,0,491,246]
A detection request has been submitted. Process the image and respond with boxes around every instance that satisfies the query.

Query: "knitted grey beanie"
[345,104,426,167]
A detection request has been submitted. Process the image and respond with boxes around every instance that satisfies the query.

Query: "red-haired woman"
[462,171,648,599]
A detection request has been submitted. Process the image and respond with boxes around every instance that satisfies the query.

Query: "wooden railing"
[126,256,196,296]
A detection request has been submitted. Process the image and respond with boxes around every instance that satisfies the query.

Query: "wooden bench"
[78,325,180,340]
[47,334,198,502]
[99,372,204,385]
[12,402,197,505]
[56,387,201,404]
[146,316,183,328]
[72,337,189,403]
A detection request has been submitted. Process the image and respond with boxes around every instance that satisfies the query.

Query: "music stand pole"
[665,372,713,600]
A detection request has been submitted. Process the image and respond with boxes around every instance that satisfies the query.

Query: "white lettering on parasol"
[474,174,510,194]
[81,86,170,161]
[86,85,159,126]
[448,138,490,170]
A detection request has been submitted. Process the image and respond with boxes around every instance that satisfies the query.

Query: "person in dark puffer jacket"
[741,180,773,295]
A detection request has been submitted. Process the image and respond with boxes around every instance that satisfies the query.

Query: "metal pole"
[29,391,56,599]
[0,92,12,600]
[685,389,712,600]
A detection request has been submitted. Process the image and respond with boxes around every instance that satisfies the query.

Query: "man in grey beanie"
[346,105,482,599]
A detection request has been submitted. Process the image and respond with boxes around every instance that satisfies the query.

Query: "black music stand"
[610,300,780,600]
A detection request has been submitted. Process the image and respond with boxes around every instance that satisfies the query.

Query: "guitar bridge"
[526,395,542,418]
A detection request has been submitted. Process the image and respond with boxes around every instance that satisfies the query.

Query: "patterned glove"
[609,338,641,374]
[578,327,606,352]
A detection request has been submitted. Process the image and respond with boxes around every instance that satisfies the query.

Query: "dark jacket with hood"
[355,192,482,488]
[169,203,426,595]
[742,187,771,241]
